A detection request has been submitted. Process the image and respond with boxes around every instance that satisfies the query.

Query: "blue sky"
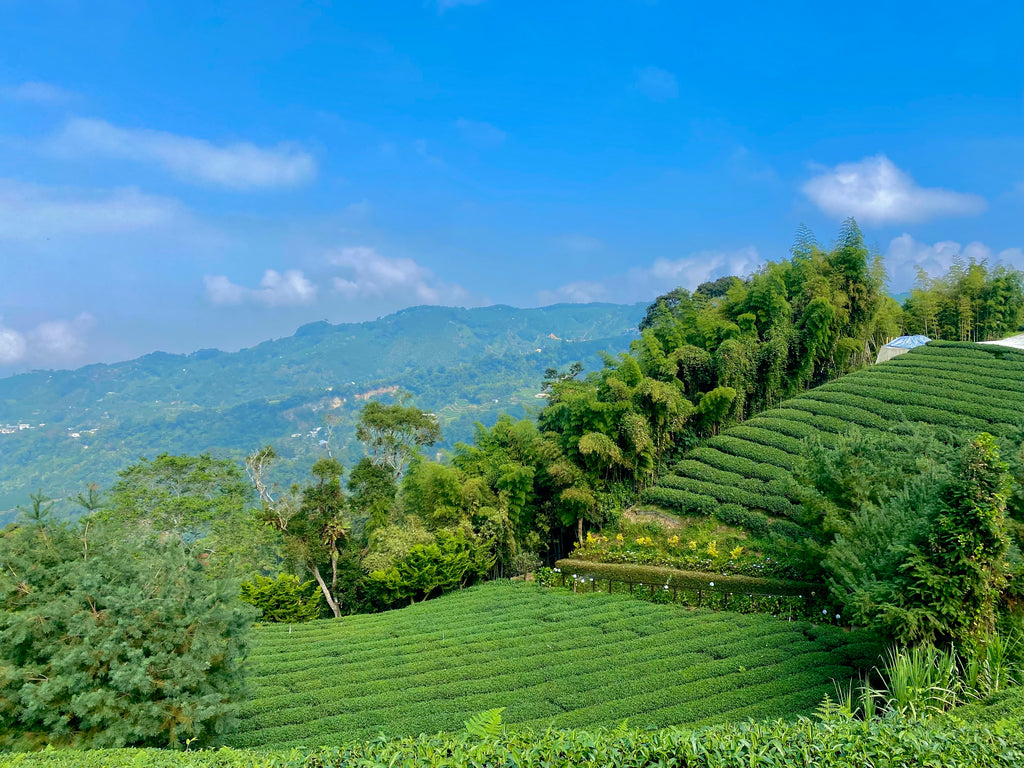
[0,0,1021,373]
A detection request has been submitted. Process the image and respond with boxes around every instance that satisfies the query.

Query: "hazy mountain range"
[0,302,645,521]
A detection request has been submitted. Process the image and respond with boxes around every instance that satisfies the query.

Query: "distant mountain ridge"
[0,302,645,519]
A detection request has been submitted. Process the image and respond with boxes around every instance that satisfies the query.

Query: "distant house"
[875,335,930,364]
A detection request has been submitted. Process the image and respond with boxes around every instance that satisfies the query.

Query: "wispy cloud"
[0,179,182,240]
[455,118,506,147]
[555,234,603,253]
[803,155,986,224]
[886,234,1024,289]
[0,313,94,365]
[413,139,445,167]
[539,247,759,305]
[2,81,74,104]
[204,270,318,307]
[329,246,469,304]
[635,66,678,100]
[51,118,317,190]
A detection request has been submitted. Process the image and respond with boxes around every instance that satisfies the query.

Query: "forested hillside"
[0,302,643,519]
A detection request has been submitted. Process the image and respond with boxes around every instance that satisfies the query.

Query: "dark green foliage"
[240,574,323,623]
[0,518,255,749]
[346,458,397,541]
[826,434,1012,646]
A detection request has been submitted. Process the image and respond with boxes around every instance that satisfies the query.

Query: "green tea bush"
[3,715,1022,767]
[219,581,867,748]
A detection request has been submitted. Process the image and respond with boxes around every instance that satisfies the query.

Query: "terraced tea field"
[227,581,877,748]
[644,341,1024,534]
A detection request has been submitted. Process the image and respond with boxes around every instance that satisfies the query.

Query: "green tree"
[248,449,350,618]
[826,434,1011,647]
[0,516,255,748]
[104,453,251,544]
[355,395,441,480]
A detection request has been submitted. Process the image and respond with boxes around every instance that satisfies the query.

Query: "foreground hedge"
[2,716,1023,767]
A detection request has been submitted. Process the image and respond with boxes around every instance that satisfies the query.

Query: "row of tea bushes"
[642,341,1024,536]
[3,714,1023,767]
[224,581,870,748]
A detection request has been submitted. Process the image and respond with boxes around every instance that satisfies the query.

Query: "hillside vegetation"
[226,581,877,748]
[0,303,642,518]
[644,340,1024,535]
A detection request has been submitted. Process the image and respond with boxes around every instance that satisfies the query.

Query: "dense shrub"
[0,519,256,749]
[240,574,323,623]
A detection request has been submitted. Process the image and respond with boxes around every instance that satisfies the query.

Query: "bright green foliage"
[240,574,323,623]
[368,528,493,606]
[827,434,1012,646]
[452,415,558,566]
[0,518,255,749]
[904,259,1024,341]
[3,714,1024,768]
[225,581,874,748]
[638,221,890,427]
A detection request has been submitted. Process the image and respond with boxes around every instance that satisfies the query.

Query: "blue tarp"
[885,335,930,349]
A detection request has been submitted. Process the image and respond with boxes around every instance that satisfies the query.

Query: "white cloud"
[28,313,95,359]
[0,313,94,365]
[329,246,468,304]
[885,234,1024,289]
[0,179,182,240]
[203,275,248,306]
[52,118,316,190]
[803,155,986,224]
[256,270,318,307]
[204,270,317,307]
[0,322,27,364]
[539,247,760,305]
[2,81,74,103]
[455,118,506,147]
[635,67,678,100]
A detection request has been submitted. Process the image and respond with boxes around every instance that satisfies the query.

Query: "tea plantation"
[644,340,1024,531]
[226,580,878,749]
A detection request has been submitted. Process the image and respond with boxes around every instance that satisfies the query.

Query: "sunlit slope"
[644,340,1024,535]
[228,581,875,749]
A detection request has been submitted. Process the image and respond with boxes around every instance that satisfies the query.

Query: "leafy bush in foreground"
[2,714,1023,767]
